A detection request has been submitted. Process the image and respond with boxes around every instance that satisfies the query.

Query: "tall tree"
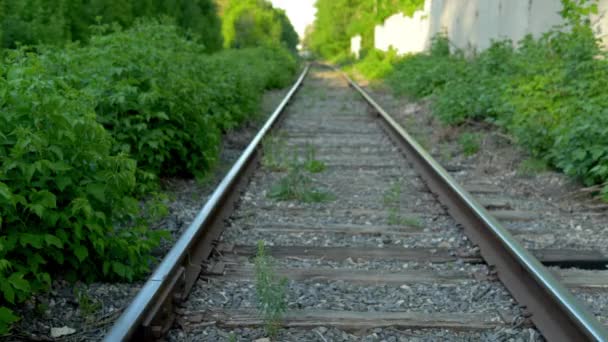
[0,0,223,51]
[222,0,298,51]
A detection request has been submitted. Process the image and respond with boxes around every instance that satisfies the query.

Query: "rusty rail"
[341,71,608,342]
[103,65,310,341]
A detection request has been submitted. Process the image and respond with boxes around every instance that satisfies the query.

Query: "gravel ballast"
[169,67,544,341]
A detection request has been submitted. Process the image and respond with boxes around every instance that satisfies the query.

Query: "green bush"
[0,20,298,334]
[382,0,608,196]
[433,40,516,124]
[57,22,221,181]
[0,0,223,51]
[43,21,297,183]
[351,48,399,80]
[387,35,467,100]
[222,0,298,51]
[0,49,164,333]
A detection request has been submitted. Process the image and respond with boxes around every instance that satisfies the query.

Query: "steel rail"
[104,65,310,342]
[341,71,608,342]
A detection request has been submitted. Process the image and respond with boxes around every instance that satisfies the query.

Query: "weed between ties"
[458,132,482,157]
[383,181,422,227]
[265,139,334,203]
[254,241,288,338]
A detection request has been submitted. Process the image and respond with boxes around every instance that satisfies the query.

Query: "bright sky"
[270,0,317,39]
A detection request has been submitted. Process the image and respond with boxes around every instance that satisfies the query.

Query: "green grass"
[74,287,101,323]
[262,132,290,172]
[518,158,549,176]
[268,167,334,203]
[383,181,422,227]
[388,212,423,227]
[303,144,326,173]
[458,133,482,156]
[255,241,288,338]
[267,142,333,203]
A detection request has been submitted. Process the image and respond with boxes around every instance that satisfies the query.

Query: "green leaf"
[0,183,11,202]
[50,161,71,173]
[23,163,38,184]
[8,273,30,292]
[32,190,57,209]
[55,177,72,191]
[27,204,45,218]
[0,282,15,304]
[86,183,106,202]
[0,260,9,274]
[73,245,89,262]
[70,198,93,218]
[0,306,19,333]
[102,261,110,276]
[111,262,127,278]
[44,235,63,248]
[19,234,43,249]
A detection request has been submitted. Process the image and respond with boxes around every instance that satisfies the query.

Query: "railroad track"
[104,65,608,341]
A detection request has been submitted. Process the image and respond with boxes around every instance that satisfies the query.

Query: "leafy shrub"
[0,49,164,333]
[433,40,515,124]
[222,0,298,51]
[254,240,288,337]
[351,48,399,80]
[56,22,221,181]
[387,35,468,100]
[381,0,608,195]
[0,0,223,51]
[0,20,297,334]
[43,21,297,184]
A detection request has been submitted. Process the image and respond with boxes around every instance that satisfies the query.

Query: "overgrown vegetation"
[383,181,422,227]
[518,158,550,176]
[303,144,326,173]
[0,3,298,332]
[0,41,169,332]
[266,141,332,203]
[221,0,298,51]
[262,133,290,172]
[254,240,288,338]
[350,0,608,199]
[458,133,482,157]
[0,0,223,51]
[39,21,297,185]
[268,166,333,203]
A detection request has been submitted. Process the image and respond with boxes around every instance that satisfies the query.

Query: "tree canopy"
[221,0,299,51]
[0,0,223,51]
[308,0,424,59]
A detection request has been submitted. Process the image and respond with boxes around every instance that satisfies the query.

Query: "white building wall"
[372,0,608,55]
[374,11,431,54]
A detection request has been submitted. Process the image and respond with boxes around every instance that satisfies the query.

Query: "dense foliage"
[39,22,296,182]
[0,0,223,51]
[0,47,166,333]
[0,19,298,333]
[221,0,298,51]
[354,0,608,197]
[308,0,424,60]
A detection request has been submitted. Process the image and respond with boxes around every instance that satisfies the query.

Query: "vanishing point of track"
[105,65,608,341]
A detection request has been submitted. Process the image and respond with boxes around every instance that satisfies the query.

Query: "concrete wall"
[372,0,608,55]
[375,9,431,53]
